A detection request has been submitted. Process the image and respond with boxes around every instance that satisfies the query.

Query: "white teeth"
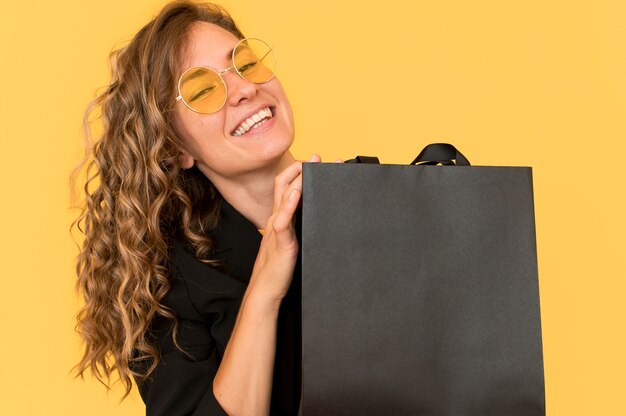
[252,119,268,129]
[232,107,273,137]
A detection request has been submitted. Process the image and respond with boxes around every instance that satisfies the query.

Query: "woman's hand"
[214,154,322,415]
[247,154,321,304]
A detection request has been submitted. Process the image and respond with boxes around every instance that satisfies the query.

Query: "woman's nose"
[224,70,258,106]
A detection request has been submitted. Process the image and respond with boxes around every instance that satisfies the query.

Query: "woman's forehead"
[181,22,240,70]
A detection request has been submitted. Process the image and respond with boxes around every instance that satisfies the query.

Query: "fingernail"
[309,154,318,162]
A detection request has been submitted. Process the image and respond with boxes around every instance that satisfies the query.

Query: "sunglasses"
[175,37,277,114]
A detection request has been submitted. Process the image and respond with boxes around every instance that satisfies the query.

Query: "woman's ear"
[179,151,195,169]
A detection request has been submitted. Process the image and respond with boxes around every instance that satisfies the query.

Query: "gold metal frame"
[175,37,277,114]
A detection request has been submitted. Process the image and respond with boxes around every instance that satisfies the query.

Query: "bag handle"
[344,156,380,164]
[345,143,470,166]
[410,143,470,166]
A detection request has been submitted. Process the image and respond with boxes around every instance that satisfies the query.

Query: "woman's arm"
[213,157,319,416]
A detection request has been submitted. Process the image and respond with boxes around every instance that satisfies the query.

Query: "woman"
[73,1,318,414]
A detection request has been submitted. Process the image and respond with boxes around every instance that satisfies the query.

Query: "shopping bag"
[300,144,545,415]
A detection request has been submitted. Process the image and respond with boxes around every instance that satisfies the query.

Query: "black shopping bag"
[300,144,545,416]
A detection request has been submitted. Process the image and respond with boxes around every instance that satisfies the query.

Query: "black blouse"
[134,198,301,415]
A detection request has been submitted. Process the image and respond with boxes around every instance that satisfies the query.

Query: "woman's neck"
[203,152,296,229]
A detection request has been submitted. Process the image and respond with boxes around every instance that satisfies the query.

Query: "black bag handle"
[410,143,470,166]
[344,156,380,164]
[345,143,470,166]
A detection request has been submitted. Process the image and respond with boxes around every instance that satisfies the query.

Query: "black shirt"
[135,198,301,415]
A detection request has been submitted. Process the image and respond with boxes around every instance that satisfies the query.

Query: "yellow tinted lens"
[179,67,226,113]
[233,38,276,84]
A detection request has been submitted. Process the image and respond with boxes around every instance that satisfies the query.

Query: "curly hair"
[71,0,245,396]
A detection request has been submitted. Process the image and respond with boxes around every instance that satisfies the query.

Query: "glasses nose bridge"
[219,63,256,95]
[218,65,237,79]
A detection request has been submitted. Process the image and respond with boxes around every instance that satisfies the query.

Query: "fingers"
[273,155,320,212]
[269,154,321,247]
[273,162,302,212]
[272,186,301,248]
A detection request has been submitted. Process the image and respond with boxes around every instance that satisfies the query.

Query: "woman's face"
[173,22,295,181]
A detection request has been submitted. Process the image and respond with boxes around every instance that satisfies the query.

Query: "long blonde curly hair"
[72,0,245,396]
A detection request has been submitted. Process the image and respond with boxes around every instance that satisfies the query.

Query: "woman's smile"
[231,106,275,137]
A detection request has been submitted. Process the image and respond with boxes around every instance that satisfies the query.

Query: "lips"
[231,107,274,137]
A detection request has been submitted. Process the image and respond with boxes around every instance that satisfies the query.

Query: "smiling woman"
[72,1,316,415]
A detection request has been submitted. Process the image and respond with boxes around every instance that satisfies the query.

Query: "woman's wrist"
[214,279,281,416]
[243,280,284,316]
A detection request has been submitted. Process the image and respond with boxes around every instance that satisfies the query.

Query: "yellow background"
[1,0,625,414]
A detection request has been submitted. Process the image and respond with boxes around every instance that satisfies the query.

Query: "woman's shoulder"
[164,199,262,319]
[163,238,243,320]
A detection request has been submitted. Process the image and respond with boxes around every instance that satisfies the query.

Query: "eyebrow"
[181,45,237,79]
[184,67,208,82]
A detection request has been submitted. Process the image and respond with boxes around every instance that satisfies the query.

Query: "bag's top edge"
[303,162,533,169]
